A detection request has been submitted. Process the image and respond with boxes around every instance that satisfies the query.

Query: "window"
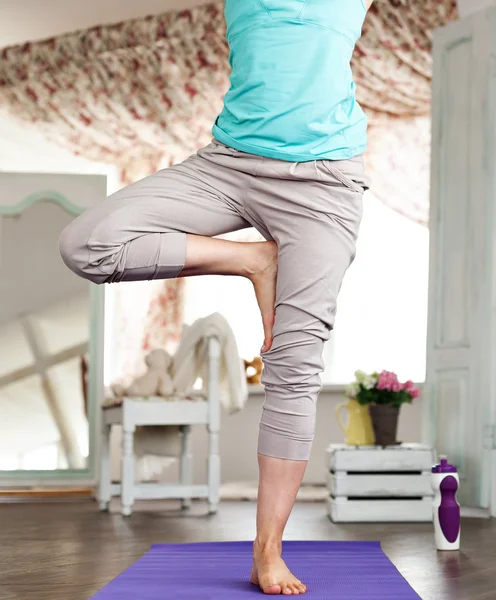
[323,193,429,384]
[183,193,429,384]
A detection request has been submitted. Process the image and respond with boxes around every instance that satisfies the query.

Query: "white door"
[425,9,496,508]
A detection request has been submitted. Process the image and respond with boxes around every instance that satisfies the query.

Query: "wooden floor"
[0,499,494,600]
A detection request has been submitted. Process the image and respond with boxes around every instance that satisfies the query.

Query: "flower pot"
[369,404,400,446]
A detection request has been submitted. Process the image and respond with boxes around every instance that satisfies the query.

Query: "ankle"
[253,537,282,556]
[241,243,264,279]
[243,242,277,279]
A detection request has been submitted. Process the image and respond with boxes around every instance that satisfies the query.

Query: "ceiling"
[0,0,211,48]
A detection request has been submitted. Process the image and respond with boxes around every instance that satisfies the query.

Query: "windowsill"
[248,382,425,397]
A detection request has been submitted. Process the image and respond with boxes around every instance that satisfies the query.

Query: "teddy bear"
[243,356,263,385]
[111,349,174,398]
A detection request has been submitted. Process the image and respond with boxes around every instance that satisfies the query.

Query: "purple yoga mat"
[91,541,421,599]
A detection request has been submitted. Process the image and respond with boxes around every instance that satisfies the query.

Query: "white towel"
[172,312,248,413]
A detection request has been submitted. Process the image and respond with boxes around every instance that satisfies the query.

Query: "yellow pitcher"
[336,398,375,446]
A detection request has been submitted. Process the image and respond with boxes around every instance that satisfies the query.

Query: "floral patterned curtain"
[0,3,228,182]
[0,0,458,379]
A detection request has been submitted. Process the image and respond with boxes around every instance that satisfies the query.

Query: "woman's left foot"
[246,241,278,353]
[250,541,307,595]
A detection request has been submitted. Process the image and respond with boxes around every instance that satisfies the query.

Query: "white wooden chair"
[98,336,221,516]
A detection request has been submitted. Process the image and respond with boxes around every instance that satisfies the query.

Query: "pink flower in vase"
[402,380,421,400]
[391,379,401,392]
[376,370,400,392]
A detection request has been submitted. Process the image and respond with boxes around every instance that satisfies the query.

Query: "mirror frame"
[0,185,105,487]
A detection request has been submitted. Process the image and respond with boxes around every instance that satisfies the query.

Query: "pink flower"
[402,380,420,400]
[376,370,400,392]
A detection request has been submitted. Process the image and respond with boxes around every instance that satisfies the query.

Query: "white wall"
[457,0,496,17]
[110,387,423,485]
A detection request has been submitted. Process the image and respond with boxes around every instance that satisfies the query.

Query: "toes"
[264,582,304,595]
[261,317,275,353]
[261,335,273,353]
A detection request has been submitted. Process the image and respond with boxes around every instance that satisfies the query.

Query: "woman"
[59,0,373,595]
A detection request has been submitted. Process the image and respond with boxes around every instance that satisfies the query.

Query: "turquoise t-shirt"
[212,0,368,162]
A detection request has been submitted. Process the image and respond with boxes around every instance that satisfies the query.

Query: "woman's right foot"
[245,241,278,353]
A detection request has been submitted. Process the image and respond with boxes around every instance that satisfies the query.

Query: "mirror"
[0,200,90,471]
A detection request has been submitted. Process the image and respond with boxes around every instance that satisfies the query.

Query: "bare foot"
[246,241,278,353]
[251,541,307,595]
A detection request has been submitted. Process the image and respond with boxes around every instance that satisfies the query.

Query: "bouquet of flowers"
[346,370,420,407]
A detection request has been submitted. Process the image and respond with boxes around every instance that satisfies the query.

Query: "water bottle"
[431,455,460,551]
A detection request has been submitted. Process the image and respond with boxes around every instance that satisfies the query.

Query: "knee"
[59,220,83,275]
[260,299,330,387]
[257,306,327,460]
[261,331,324,389]
[259,328,322,458]
[59,219,107,285]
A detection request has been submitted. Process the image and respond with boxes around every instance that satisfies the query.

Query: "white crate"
[326,444,434,523]
[327,497,433,523]
[328,471,432,498]
[327,443,434,473]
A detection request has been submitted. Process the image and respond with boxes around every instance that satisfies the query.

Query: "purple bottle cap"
[432,455,457,474]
